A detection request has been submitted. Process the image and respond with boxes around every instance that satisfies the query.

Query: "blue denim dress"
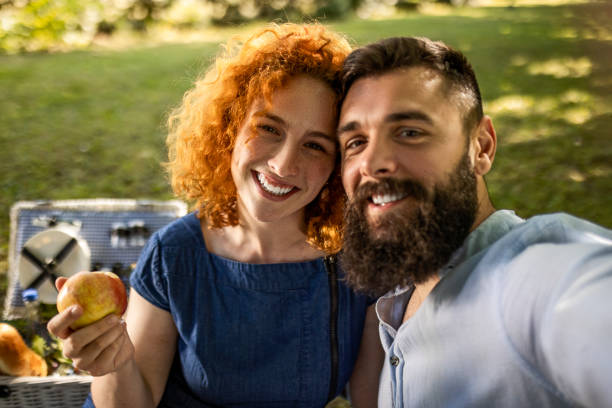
[83,213,370,407]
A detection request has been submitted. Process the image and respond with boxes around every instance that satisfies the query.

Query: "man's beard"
[340,153,478,297]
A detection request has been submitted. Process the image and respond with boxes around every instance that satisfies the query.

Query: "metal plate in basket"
[18,225,91,304]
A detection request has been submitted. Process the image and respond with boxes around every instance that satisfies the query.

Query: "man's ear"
[471,115,496,176]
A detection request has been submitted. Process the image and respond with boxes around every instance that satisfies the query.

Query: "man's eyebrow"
[337,121,360,136]
[386,111,433,125]
[337,111,434,136]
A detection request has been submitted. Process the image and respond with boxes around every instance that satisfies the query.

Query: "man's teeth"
[372,193,406,205]
[257,173,293,196]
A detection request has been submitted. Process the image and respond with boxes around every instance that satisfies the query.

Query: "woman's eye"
[304,142,326,152]
[257,124,280,135]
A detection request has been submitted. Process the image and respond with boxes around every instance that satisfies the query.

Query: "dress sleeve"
[501,239,612,406]
[129,232,170,311]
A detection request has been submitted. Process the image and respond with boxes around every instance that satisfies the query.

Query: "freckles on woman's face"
[230,75,338,224]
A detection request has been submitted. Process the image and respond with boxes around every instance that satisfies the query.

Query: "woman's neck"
[201,210,324,264]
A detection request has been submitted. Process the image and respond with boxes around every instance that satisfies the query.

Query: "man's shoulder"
[472,211,612,272]
[518,212,612,244]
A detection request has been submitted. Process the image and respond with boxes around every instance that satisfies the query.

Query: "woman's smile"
[252,170,299,200]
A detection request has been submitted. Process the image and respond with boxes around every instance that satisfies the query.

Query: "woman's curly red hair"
[165,23,352,254]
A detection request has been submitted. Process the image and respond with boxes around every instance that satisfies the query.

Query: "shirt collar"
[439,209,525,278]
[377,210,524,332]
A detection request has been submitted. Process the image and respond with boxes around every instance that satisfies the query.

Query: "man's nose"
[268,143,299,177]
[359,137,399,178]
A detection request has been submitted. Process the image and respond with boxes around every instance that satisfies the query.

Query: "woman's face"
[231,75,337,225]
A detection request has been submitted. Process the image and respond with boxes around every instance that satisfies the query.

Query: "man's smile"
[370,192,409,206]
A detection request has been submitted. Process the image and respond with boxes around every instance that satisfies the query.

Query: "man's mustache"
[351,178,429,209]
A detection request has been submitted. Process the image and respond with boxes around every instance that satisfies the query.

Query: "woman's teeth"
[257,172,294,196]
[372,193,406,205]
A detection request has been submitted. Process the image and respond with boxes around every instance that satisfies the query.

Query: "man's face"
[337,67,479,295]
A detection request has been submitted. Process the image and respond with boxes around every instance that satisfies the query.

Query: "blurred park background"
[1,0,611,312]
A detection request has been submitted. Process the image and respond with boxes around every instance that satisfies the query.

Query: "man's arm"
[502,241,612,406]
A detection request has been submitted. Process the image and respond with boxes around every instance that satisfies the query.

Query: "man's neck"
[472,184,496,232]
[402,274,440,323]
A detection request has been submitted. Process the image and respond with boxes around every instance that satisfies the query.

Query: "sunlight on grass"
[475,0,591,6]
[486,88,604,144]
[552,27,578,39]
[496,123,562,145]
[559,89,591,104]
[356,0,399,19]
[510,55,528,67]
[488,94,535,116]
[418,3,492,18]
[90,23,260,52]
[561,107,592,124]
[527,57,592,78]
[567,169,586,183]
[563,163,612,185]
[417,3,456,16]
[590,166,612,178]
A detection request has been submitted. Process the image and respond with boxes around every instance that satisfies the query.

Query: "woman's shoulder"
[152,212,205,249]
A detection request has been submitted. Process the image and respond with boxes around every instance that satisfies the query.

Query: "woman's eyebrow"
[308,130,335,143]
[254,111,286,126]
[254,110,334,142]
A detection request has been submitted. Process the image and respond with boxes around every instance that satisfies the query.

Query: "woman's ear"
[471,115,497,176]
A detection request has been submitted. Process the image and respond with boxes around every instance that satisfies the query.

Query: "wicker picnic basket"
[0,374,92,407]
[0,199,187,407]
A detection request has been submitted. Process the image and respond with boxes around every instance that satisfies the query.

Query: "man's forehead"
[339,67,450,124]
[346,67,444,98]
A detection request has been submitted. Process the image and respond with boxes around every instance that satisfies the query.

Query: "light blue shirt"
[376,210,612,407]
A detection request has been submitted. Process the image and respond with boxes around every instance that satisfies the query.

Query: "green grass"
[1,1,611,313]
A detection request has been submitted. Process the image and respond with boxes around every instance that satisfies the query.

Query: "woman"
[47,23,382,407]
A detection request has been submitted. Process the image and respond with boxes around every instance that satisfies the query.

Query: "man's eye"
[345,138,365,151]
[398,128,422,139]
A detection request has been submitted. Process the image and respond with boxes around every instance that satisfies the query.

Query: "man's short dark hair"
[340,37,484,133]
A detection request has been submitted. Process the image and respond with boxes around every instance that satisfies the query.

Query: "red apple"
[56,271,128,330]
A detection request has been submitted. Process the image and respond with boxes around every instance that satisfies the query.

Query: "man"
[337,36,612,407]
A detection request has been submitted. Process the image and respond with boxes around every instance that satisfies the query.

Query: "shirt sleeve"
[501,239,612,406]
[129,232,170,311]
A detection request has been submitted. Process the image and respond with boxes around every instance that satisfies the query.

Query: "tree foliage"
[0,0,370,53]
[0,0,467,53]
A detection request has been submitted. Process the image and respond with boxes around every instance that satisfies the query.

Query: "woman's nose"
[268,143,299,178]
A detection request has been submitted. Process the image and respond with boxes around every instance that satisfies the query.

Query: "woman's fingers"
[54,277,68,291]
[57,314,133,377]
[47,304,83,339]
[62,314,120,356]
[83,325,135,376]
[71,320,130,375]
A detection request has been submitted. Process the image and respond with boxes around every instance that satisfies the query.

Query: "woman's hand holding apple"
[46,276,135,376]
